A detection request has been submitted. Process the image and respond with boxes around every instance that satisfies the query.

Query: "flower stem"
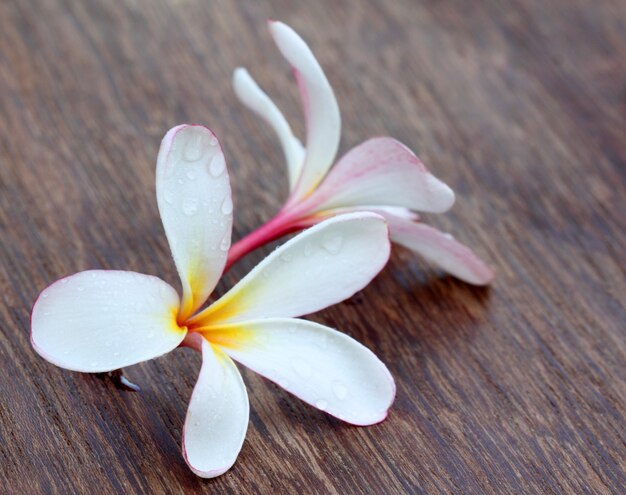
[225,211,305,272]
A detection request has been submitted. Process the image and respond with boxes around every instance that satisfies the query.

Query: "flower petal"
[381,212,495,285]
[183,339,249,478]
[269,21,341,201]
[31,270,185,372]
[233,68,305,189]
[206,318,395,425]
[304,138,455,215]
[191,212,390,326]
[156,125,233,320]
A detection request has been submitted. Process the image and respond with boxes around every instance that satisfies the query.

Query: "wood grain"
[1,0,624,493]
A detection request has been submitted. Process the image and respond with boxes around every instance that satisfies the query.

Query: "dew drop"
[183,133,205,161]
[315,399,328,410]
[442,233,455,241]
[332,381,348,400]
[183,197,199,216]
[209,154,226,177]
[322,233,343,254]
[164,189,175,205]
[219,234,230,252]
[291,358,312,379]
[280,250,294,263]
[304,242,315,257]
[42,293,48,299]
[221,196,233,215]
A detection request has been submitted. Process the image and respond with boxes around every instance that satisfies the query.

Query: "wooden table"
[1,1,624,493]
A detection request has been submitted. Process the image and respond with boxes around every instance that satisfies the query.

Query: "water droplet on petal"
[443,233,455,240]
[332,381,348,400]
[183,133,205,161]
[304,242,315,257]
[322,233,343,254]
[291,358,312,379]
[221,196,233,215]
[209,154,226,177]
[280,250,294,263]
[219,234,230,252]
[164,189,175,205]
[183,197,199,216]
[316,399,328,411]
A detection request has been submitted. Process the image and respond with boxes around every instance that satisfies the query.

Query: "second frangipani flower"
[230,21,494,285]
[31,125,395,478]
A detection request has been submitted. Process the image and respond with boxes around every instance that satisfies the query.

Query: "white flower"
[31,125,395,478]
[230,21,494,285]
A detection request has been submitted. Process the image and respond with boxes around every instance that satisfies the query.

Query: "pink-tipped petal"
[31,270,185,372]
[156,125,233,321]
[269,21,341,201]
[183,339,249,478]
[233,68,305,189]
[382,213,494,285]
[191,212,390,326]
[209,318,395,426]
[303,137,455,215]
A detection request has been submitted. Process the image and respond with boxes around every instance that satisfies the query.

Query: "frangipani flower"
[229,21,494,285]
[31,125,395,478]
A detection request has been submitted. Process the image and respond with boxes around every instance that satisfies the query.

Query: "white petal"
[304,137,455,214]
[191,212,390,326]
[233,68,305,189]
[269,21,341,201]
[31,270,185,372]
[206,318,395,425]
[382,213,495,285]
[156,125,233,320]
[327,205,420,222]
[183,339,249,478]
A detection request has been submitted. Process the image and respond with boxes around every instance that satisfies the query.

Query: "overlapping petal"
[304,138,455,215]
[156,125,233,321]
[190,212,390,326]
[31,270,185,372]
[183,339,249,478]
[269,21,341,201]
[205,318,395,425]
[382,212,494,285]
[233,68,305,188]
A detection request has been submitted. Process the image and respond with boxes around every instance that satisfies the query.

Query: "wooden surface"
[1,1,624,493]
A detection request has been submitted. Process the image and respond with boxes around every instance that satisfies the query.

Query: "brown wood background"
[1,0,624,493]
